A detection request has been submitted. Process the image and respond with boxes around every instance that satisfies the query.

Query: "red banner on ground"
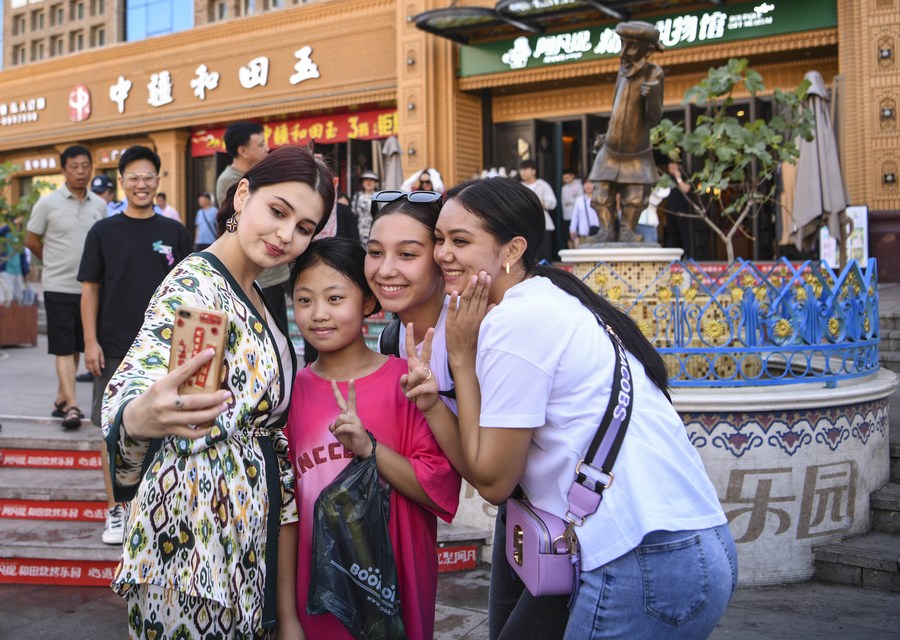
[0,448,101,469]
[437,545,479,573]
[0,499,107,521]
[191,108,398,157]
[0,558,117,586]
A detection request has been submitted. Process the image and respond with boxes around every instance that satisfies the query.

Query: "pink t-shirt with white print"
[285,357,460,640]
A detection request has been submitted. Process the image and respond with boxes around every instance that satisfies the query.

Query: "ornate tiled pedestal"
[557,249,896,585]
[675,370,896,585]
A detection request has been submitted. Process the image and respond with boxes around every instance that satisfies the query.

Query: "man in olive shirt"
[25,145,106,429]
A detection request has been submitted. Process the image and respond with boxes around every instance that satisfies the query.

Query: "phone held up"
[168,305,228,396]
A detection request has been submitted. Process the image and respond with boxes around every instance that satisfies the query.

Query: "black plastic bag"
[308,454,406,640]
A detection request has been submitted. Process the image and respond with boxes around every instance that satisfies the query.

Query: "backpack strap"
[378,318,402,357]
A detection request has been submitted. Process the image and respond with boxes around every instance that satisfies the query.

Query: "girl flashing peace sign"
[282,237,460,640]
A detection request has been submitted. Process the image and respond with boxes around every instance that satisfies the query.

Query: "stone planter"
[675,369,896,585]
[0,302,38,347]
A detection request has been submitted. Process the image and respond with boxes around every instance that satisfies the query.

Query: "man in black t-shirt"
[77,145,192,545]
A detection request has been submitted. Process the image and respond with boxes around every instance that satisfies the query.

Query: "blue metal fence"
[580,258,880,387]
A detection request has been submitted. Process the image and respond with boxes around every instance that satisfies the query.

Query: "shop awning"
[414,1,726,44]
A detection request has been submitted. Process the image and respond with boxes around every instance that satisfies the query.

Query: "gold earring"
[505,261,510,275]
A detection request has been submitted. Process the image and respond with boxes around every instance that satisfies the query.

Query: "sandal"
[62,405,82,430]
[52,402,84,419]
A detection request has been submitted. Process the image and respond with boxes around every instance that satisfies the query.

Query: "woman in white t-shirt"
[414,177,737,639]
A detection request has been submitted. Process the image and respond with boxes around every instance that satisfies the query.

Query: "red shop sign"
[191,109,398,157]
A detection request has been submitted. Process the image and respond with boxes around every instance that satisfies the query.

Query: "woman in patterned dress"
[102,146,334,639]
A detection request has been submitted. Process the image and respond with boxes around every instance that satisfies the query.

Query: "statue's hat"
[616,21,664,51]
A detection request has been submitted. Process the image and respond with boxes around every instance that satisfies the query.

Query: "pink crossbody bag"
[506,320,634,600]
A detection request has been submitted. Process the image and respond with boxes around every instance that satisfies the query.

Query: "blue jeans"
[564,524,737,639]
[635,224,658,244]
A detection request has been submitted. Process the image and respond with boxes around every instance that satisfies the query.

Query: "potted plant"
[651,58,815,263]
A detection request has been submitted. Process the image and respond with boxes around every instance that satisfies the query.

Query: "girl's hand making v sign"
[329,380,375,459]
[401,323,439,413]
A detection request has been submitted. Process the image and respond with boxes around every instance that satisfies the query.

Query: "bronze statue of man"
[588,21,664,243]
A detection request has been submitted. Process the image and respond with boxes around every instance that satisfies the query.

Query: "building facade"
[0,0,896,272]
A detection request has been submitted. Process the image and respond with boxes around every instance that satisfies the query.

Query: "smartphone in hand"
[167,305,228,395]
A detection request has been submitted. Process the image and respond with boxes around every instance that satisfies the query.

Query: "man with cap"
[587,20,664,243]
[351,169,379,245]
[91,174,125,217]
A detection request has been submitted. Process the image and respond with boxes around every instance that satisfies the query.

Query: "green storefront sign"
[459,0,837,77]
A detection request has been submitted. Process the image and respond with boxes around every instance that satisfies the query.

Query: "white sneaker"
[102,504,125,545]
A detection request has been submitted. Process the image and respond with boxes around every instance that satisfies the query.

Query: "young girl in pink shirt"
[282,236,460,640]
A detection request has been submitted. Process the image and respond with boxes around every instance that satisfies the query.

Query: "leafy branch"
[652,58,814,262]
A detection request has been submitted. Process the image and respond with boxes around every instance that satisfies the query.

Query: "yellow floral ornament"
[730,287,744,302]
[657,287,672,302]
[741,274,756,287]
[669,273,684,287]
[608,286,622,301]
[703,319,728,341]
[774,318,793,338]
[754,286,767,302]
[594,272,608,286]
[684,286,698,302]
[795,287,807,302]
[637,319,652,338]
[828,317,840,338]
[864,316,871,333]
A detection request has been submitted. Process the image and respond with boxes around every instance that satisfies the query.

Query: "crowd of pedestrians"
[14,122,731,638]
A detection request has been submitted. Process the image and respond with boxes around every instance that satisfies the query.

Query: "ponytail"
[533,264,670,401]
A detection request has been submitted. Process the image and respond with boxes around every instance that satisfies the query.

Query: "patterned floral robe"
[102,252,298,635]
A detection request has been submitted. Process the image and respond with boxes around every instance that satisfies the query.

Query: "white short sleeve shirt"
[477,276,725,570]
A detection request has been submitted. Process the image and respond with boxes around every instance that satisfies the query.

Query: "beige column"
[148,129,191,222]
[395,2,483,189]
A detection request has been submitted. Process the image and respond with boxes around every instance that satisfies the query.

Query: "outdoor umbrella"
[381,136,404,191]
[791,70,849,252]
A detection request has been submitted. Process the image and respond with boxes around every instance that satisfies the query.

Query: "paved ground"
[2,283,900,638]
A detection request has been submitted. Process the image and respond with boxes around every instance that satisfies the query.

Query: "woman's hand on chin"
[446,271,491,368]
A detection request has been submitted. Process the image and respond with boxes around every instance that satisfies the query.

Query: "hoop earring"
[505,261,510,275]
[225,215,238,233]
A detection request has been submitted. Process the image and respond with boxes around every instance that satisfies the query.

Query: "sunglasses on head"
[370,190,442,217]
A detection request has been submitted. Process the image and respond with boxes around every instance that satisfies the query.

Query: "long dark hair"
[445,178,670,398]
[216,146,334,236]
[289,237,382,317]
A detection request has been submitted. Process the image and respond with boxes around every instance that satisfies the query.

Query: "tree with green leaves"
[0,162,49,268]
[651,58,815,262]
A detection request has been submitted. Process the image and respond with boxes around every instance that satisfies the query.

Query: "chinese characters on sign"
[102,49,320,114]
[190,109,399,157]
[460,0,826,75]
[239,56,270,89]
[723,460,856,544]
[0,97,46,127]
[109,76,132,114]
[290,47,320,85]
[147,71,175,107]
[22,157,58,172]
[191,64,220,101]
